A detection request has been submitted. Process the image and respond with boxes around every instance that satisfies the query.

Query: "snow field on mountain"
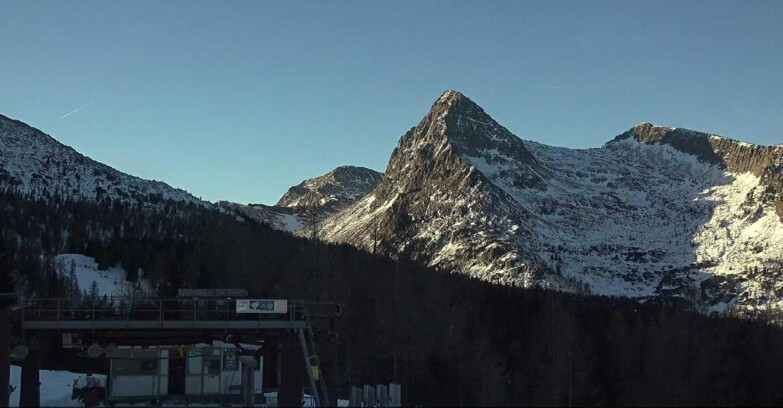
[55,254,152,298]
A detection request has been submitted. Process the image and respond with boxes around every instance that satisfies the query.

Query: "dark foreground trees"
[2,189,783,406]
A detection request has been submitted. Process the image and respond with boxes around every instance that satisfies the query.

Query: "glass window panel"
[203,347,221,374]
[188,349,203,375]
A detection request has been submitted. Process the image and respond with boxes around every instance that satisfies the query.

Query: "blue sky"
[1,1,780,204]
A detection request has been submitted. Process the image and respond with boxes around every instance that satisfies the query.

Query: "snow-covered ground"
[8,365,347,407]
[9,365,100,407]
[55,254,152,298]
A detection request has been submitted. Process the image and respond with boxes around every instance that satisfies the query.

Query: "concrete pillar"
[389,383,402,407]
[348,386,363,407]
[363,385,376,407]
[239,355,258,407]
[278,333,304,407]
[377,384,389,407]
[0,311,10,408]
[19,345,39,408]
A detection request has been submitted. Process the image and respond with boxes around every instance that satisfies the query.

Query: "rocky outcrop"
[277,165,382,213]
[219,165,382,234]
[319,91,783,317]
[319,91,549,285]
[619,122,783,220]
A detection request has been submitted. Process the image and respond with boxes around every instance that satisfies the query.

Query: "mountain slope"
[320,91,551,285]
[0,114,206,206]
[277,165,383,212]
[216,201,305,232]
[222,166,382,233]
[0,113,381,235]
[319,91,783,315]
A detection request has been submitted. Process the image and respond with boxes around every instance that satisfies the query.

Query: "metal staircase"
[301,302,330,407]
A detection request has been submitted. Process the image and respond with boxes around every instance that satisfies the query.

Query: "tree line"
[2,188,783,406]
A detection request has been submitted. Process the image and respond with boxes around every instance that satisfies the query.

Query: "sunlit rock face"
[318,91,783,318]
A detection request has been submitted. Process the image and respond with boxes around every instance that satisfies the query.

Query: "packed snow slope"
[0,114,207,207]
[220,165,382,233]
[319,90,783,315]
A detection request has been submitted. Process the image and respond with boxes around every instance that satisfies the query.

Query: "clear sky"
[1,1,781,204]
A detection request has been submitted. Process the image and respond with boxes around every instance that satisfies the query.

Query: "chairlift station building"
[3,289,334,407]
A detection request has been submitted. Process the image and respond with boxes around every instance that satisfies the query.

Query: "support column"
[239,356,258,406]
[278,332,304,407]
[19,344,39,408]
[0,310,10,408]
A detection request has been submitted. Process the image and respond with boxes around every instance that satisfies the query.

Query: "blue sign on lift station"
[235,299,288,314]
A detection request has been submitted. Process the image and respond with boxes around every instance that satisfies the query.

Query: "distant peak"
[332,165,373,173]
[426,90,488,125]
[329,165,383,179]
[634,121,653,129]
[434,90,476,110]
[632,122,676,133]
[275,165,383,209]
[437,90,466,103]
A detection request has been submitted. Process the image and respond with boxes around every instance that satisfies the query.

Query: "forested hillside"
[2,189,783,406]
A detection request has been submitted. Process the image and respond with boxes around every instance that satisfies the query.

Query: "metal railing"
[19,296,341,325]
[23,297,266,324]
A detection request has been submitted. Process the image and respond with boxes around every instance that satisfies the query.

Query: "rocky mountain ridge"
[218,165,382,233]
[618,122,783,220]
[277,165,383,212]
[318,91,783,316]
[0,113,379,234]
[0,114,206,207]
[3,94,782,317]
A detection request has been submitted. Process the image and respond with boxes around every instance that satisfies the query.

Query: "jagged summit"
[319,91,554,285]
[391,91,545,190]
[437,89,465,102]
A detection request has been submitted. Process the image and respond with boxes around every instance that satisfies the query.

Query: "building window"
[112,349,159,375]
[203,347,221,374]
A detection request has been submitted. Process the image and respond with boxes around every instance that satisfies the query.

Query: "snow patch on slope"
[55,254,152,297]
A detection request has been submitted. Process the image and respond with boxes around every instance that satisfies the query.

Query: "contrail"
[521,85,569,90]
[61,101,95,119]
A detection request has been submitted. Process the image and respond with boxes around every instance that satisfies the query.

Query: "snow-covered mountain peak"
[391,91,545,193]
[437,89,466,104]
[0,113,207,206]
[319,91,783,317]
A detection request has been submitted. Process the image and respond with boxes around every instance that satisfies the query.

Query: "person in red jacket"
[83,371,101,408]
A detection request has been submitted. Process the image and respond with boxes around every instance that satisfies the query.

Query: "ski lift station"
[107,342,262,403]
[1,289,345,407]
